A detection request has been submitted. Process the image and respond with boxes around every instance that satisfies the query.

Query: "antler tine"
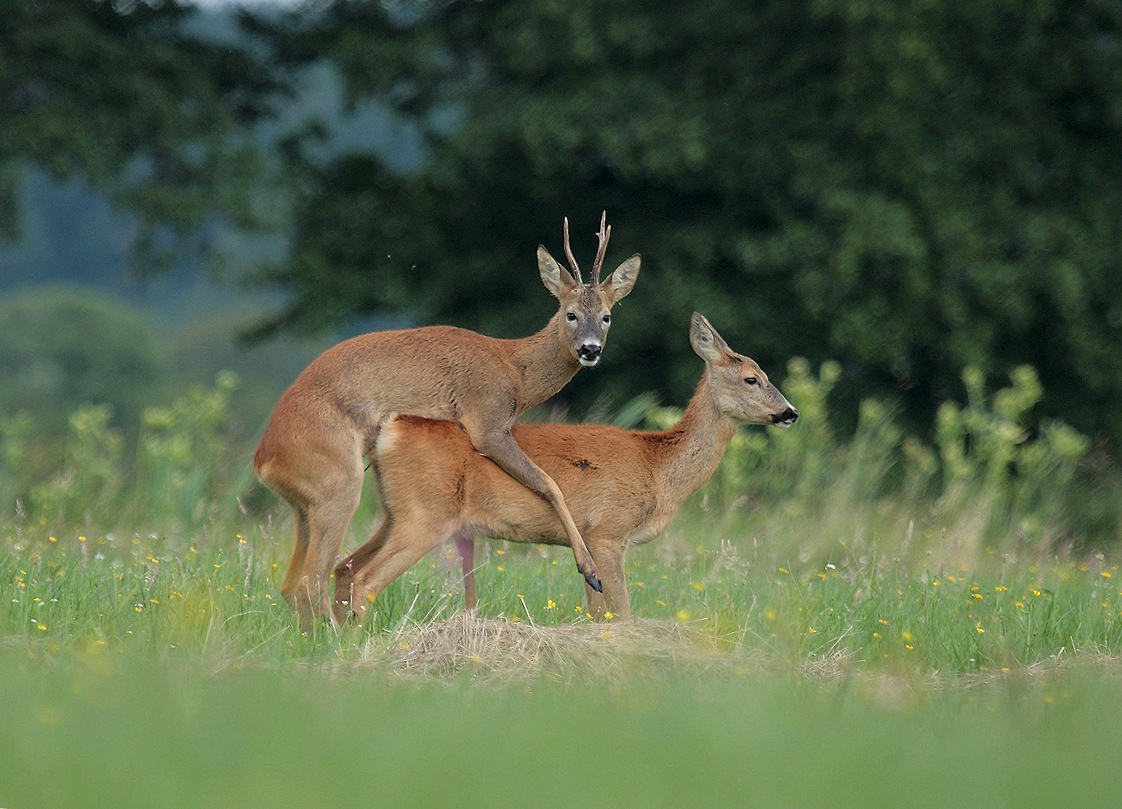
[562,216,584,284]
[591,210,611,285]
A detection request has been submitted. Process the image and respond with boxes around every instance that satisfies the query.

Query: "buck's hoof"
[581,567,604,593]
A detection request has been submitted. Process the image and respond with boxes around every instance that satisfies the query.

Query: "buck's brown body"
[334,313,798,622]
[255,214,640,626]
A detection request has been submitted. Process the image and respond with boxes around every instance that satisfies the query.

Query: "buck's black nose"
[578,343,602,363]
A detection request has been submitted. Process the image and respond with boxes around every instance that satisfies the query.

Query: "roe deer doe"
[333,313,798,623]
[254,213,641,626]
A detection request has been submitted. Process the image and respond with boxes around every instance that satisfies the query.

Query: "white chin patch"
[775,419,794,429]
[579,357,600,368]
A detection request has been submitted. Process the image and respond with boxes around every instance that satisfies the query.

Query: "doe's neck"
[653,374,740,506]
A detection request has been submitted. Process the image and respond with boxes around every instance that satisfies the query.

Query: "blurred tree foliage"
[251,0,1122,442]
[0,286,171,435]
[0,0,283,271]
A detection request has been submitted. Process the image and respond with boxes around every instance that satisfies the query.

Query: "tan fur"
[334,313,798,623]
[255,215,640,627]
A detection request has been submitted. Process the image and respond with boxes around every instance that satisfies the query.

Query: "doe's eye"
[566,312,578,323]
[744,376,759,386]
[602,314,611,325]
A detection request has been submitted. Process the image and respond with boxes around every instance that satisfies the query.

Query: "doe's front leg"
[583,545,630,621]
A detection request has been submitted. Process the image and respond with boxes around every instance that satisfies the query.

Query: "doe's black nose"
[772,407,799,426]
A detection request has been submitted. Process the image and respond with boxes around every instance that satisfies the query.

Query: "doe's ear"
[602,254,641,305]
[689,312,731,363]
[538,245,577,299]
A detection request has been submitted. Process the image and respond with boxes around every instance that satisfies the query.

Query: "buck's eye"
[602,314,611,325]
[744,376,759,386]
[566,312,578,323]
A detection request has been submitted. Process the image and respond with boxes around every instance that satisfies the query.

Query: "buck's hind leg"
[293,467,363,627]
[257,404,367,629]
[279,502,311,601]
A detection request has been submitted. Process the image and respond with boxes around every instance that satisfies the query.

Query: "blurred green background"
[3,9,1122,802]
[2,0,1121,537]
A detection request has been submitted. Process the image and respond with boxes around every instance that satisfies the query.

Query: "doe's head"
[689,312,798,428]
[538,212,641,368]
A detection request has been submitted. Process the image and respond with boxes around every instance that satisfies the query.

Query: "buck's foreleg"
[465,427,602,594]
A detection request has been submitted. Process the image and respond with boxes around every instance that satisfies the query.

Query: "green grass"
[4,517,1122,808]
[4,365,1122,806]
[8,521,1121,671]
[3,635,1122,809]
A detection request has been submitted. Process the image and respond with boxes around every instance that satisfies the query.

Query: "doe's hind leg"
[334,520,391,625]
[345,517,456,621]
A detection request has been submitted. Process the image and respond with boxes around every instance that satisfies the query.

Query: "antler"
[561,217,584,285]
[591,210,611,285]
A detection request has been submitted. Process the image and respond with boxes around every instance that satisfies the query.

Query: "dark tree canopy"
[251,0,1122,441]
[8,1,1117,444]
[0,0,284,270]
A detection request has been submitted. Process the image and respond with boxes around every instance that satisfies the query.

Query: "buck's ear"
[538,245,577,299]
[602,254,641,305]
[689,312,730,362]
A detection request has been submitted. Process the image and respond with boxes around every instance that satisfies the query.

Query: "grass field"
[3,367,1121,807]
[3,517,1121,809]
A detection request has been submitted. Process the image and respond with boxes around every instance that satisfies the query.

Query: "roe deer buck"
[334,313,798,623]
[254,213,641,627]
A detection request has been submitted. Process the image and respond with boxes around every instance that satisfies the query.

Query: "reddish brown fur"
[255,217,640,627]
[334,313,798,622]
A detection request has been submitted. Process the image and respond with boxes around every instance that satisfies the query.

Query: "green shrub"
[0,353,1114,564]
[641,360,1096,565]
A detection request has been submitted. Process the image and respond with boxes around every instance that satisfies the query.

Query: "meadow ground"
[3,518,1122,809]
[3,366,1121,807]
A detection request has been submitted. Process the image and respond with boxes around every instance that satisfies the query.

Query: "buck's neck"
[507,313,583,409]
[651,374,739,508]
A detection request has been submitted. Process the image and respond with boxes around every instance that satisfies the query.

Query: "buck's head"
[538,212,641,368]
[690,312,799,428]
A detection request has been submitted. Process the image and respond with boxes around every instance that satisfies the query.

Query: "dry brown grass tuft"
[355,614,1122,692]
[368,613,745,684]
